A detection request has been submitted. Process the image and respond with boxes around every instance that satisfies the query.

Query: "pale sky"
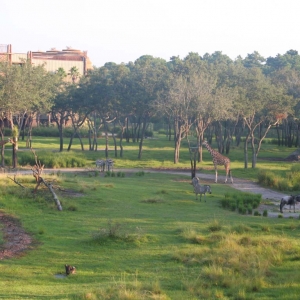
[1,0,300,67]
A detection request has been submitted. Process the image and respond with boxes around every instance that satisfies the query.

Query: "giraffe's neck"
[0,140,10,146]
[204,142,218,157]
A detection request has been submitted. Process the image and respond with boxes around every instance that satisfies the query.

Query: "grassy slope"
[0,136,300,299]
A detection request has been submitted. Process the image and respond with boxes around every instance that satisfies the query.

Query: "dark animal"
[65,264,76,275]
[280,195,300,213]
[192,177,212,202]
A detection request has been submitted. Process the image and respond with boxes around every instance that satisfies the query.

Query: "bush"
[290,164,300,173]
[277,179,290,191]
[208,219,222,232]
[25,126,92,138]
[263,210,268,217]
[135,171,145,176]
[221,192,261,215]
[247,205,253,215]
[17,150,86,168]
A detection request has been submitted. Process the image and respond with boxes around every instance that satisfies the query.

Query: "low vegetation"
[258,164,300,191]
[1,136,300,299]
[221,192,262,215]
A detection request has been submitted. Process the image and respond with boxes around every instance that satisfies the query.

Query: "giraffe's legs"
[224,170,233,183]
[229,170,233,183]
[214,166,218,183]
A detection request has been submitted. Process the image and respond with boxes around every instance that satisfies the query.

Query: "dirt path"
[0,213,33,260]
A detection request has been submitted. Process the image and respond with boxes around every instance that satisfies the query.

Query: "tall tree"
[233,62,292,168]
[126,56,169,159]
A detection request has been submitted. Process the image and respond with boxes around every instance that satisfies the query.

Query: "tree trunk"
[59,125,64,152]
[112,122,118,158]
[138,117,148,159]
[12,137,18,168]
[244,136,249,169]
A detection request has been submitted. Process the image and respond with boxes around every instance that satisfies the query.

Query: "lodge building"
[0,44,93,77]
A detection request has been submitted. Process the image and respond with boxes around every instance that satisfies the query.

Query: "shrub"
[247,204,253,215]
[221,192,261,215]
[17,151,86,168]
[290,164,300,173]
[220,198,230,208]
[105,171,112,177]
[208,219,222,232]
[230,203,237,211]
[67,205,78,211]
[135,171,145,176]
[277,179,290,191]
[263,210,268,217]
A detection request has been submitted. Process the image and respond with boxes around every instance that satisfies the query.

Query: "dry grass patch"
[173,230,299,298]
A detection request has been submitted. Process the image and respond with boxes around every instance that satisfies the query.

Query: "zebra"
[192,177,212,202]
[105,159,114,172]
[280,195,300,213]
[95,159,106,172]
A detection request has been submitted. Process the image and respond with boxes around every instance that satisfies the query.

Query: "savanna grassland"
[1,135,300,299]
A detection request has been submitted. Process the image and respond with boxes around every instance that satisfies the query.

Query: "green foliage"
[30,126,91,138]
[17,150,86,168]
[12,125,18,138]
[221,192,262,215]
[135,171,145,176]
[104,171,116,177]
[258,164,300,191]
[208,219,222,232]
[116,171,125,177]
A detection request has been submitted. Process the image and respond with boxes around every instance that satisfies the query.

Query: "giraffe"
[202,140,233,183]
[0,138,15,147]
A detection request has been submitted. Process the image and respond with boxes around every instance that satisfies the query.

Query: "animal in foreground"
[202,140,233,183]
[65,264,76,275]
[280,195,300,213]
[192,177,212,202]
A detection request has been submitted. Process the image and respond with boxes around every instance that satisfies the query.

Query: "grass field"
[1,135,300,299]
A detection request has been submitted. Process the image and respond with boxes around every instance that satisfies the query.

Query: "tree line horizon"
[1,49,300,168]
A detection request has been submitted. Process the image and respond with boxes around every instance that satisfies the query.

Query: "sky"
[2,0,300,67]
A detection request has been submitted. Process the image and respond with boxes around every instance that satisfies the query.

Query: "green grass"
[7,134,298,177]
[1,135,300,298]
[1,171,300,299]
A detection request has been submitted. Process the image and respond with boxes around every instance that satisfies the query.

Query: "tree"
[126,56,169,159]
[0,61,60,164]
[69,66,80,84]
[233,63,292,168]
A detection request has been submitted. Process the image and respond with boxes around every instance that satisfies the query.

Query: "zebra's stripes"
[96,159,114,172]
[105,159,114,171]
[96,159,106,172]
[192,177,212,202]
